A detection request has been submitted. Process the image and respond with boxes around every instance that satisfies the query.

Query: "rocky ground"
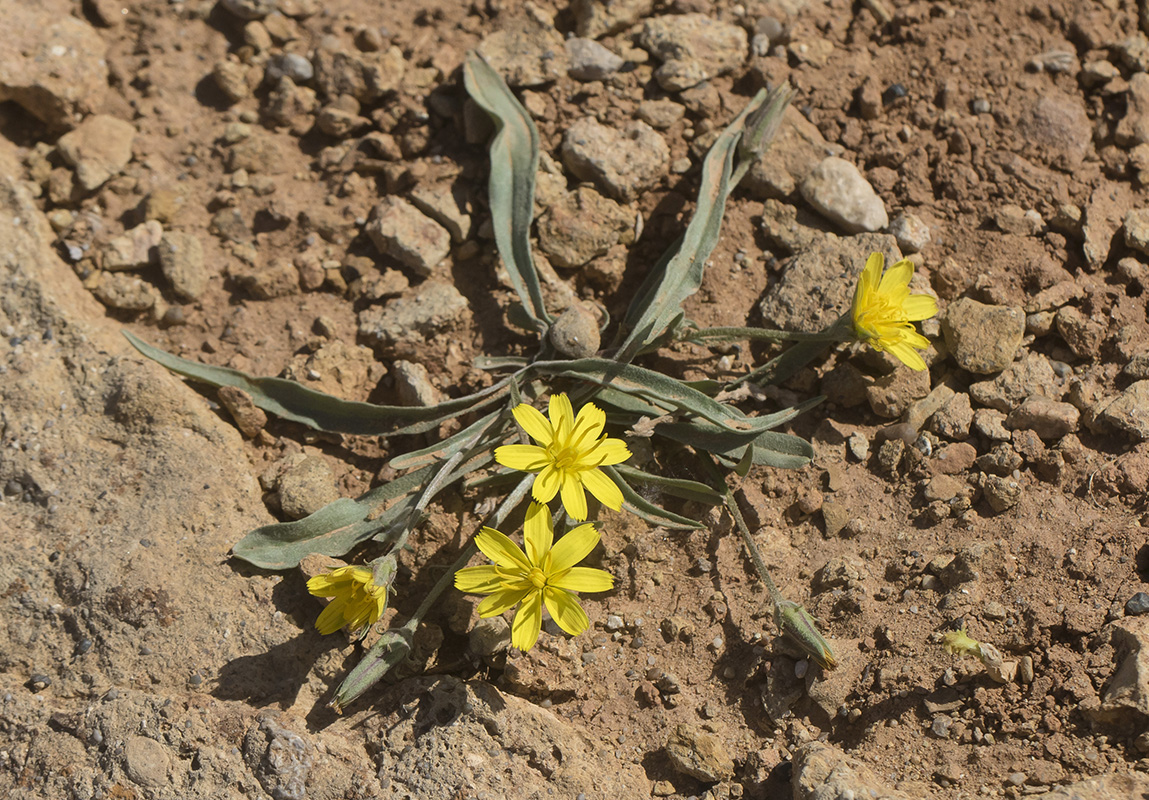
[4,0,1149,798]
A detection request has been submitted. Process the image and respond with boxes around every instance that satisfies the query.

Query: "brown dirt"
[5,0,1149,798]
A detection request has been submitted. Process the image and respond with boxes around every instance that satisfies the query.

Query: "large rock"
[640,14,748,92]
[476,10,569,87]
[940,297,1026,374]
[358,281,470,350]
[537,186,633,268]
[562,118,669,203]
[792,742,914,800]
[1097,381,1149,440]
[366,196,451,276]
[0,3,109,130]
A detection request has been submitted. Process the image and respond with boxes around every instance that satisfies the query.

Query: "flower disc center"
[527,567,547,589]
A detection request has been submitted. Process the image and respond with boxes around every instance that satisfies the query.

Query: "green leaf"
[602,465,704,529]
[388,410,505,471]
[123,331,509,436]
[232,466,433,569]
[615,90,767,362]
[614,464,723,505]
[463,52,551,333]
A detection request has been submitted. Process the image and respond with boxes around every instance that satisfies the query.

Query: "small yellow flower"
[495,394,631,521]
[455,502,614,651]
[851,252,938,371]
[307,562,392,635]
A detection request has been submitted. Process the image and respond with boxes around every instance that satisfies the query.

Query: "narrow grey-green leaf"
[232,466,433,569]
[602,465,703,529]
[614,464,723,505]
[615,90,766,362]
[388,410,505,471]
[463,52,551,332]
[711,430,813,470]
[124,331,509,436]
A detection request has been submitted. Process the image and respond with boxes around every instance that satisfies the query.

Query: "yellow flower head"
[494,394,631,521]
[307,562,392,635]
[851,252,938,371]
[455,502,614,651]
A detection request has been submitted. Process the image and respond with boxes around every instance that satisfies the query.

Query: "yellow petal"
[474,527,531,572]
[589,438,631,466]
[511,590,543,650]
[543,587,590,637]
[523,501,553,567]
[548,393,575,441]
[454,565,503,594]
[495,444,550,472]
[559,473,588,521]
[581,467,624,511]
[550,566,614,593]
[570,402,606,448]
[478,588,529,618]
[888,341,927,371]
[902,294,938,322]
[855,252,883,306]
[549,522,600,572]
[877,258,914,294]
[533,464,562,504]
[512,404,554,446]
[315,595,349,634]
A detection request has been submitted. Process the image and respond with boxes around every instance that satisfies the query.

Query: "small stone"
[92,273,159,312]
[940,297,1026,375]
[1019,656,1034,684]
[538,186,632,268]
[640,14,748,92]
[549,303,601,358]
[358,282,470,351]
[923,475,964,502]
[982,601,1007,620]
[366,197,451,276]
[1055,305,1107,360]
[212,59,261,102]
[218,385,268,438]
[312,46,405,103]
[476,13,568,87]
[930,717,952,738]
[664,724,734,783]
[235,258,299,300]
[800,156,889,234]
[931,393,973,440]
[221,0,275,20]
[968,353,1060,412]
[857,76,883,120]
[865,367,931,419]
[123,736,171,788]
[1005,395,1079,440]
[1126,592,1149,616]
[888,212,931,253]
[846,432,869,461]
[995,204,1044,236]
[227,134,287,174]
[1098,381,1149,440]
[392,360,441,407]
[930,442,977,475]
[469,616,511,657]
[408,181,473,244]
[821,501,850,537]
[982,475,1021,513]
[986,660,1017,684]
[266,53,314,83]
[573,0,653,38]
[56,115,136,191]
[562,118,669,203]
[101,221,163,271]
[565,38,624,81]
[277,456,338,520]
[636,99,684,130]
[143,190,186,224]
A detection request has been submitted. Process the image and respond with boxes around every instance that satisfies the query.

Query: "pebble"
[220,0,275,20]
[366,197,450,276]
[234,258,299,300]
[636,99,685,131]
[1018,91,1092,170]
[266,53,314,83]
[640,13,748,92]
[663,724,734,782]
[847,432,870,461]
[931,392,973,440]
[573,0,651,38]
[476,13,568,87]
[561,118,669,203]
[101,221,163,271]
[92,273,159,312]
[56,115,136,191]
[549,303,601,359]
[605,614,624,631]
[940,298,1026,375]
[800,156,889,234]
[1019,656,1034,684]
[1055,305,1106,359]
[1005,395,1080,440]
[358,281,470,351]
[158,231,209,301]
[931,716,952,738]
[982,475,1021,513]
[565,38,624,81]
[123,736,172,788]
[888,212,931,253]
[409,180,473,244]
[392,360,442,407]
[1098,381,1149,440]
[469,617,511,656]
[1126,592,1149,616]
[277,456,339,520]
[968,353,1060,412]
[217,385,268,438]
[537,186,632,268]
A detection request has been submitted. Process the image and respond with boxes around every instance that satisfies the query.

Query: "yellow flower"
[307,562,392,635]
[494,394,631,521]
[455,502,614,651]
[851,252,938,371]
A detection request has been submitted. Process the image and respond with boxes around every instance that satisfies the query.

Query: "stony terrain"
[4,0,1149,799]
